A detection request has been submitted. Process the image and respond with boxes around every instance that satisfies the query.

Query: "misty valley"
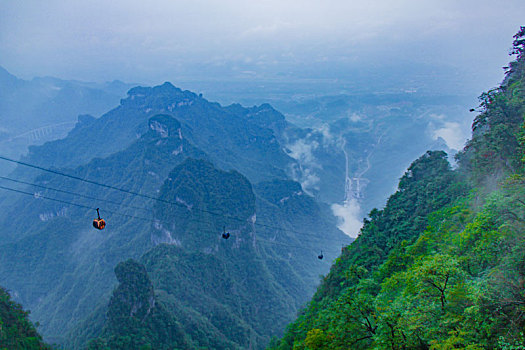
[0,19,524,350]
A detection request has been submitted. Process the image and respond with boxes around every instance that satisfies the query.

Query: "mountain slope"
[85,259,190,350]
[0,110,349,348]
[77,159,345,349]
[20,82,294,184]
[0,66,132,175]
[0,286,51,350]
[0,114,207,342]
[270,27,525,349]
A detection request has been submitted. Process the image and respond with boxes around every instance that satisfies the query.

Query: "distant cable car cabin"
[93,208,106,230]
[318,251,324,260]
[222,227,230,239]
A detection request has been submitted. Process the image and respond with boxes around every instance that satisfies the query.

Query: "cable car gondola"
[222,226,230,239]
[93,208,106,230]
[318,251,324,260]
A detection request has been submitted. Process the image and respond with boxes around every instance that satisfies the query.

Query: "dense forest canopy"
[0,287,51,349]
[1,26,524,350]
[270,26,525,350]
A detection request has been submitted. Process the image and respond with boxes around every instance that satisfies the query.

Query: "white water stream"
[333,131,385,237]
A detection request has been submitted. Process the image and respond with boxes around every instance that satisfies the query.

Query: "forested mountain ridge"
[18,82,294,184]
[85,259,191,350]
[0,114,209,343]
[71,159,343,349]
[270,27,525,349]
[0,287,51,349]
[0,85,349,347]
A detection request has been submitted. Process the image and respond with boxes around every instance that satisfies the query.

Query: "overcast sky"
[1,0,524,91]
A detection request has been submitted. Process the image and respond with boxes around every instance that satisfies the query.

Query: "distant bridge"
[5,122,77,143]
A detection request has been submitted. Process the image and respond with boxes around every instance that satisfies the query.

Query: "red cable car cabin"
[93,208,106,230]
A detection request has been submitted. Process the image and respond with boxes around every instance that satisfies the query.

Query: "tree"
[0,287,51,349]
[511,26,525,59]
[407,254,461,310]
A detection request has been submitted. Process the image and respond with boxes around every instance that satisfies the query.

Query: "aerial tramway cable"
[0,155,256,225]
[0,176,151,213]
[0,155,347,240]
[0,185,154,223]
[0,174,332,247]
[0,184,338,259]
[0,183,224,229]
[0,155,348,258]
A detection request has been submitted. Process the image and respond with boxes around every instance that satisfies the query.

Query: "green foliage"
[511,26,525,60]
[87,259,189,350]
[82,158,345,350]
[457,28,525,182]
[314,150,466,302]
[1,111,347,349]
[274,168,524,349]
[0,287,51,350]
[154,158,256,246]
[272,28,525,350]
[0,114,207,345]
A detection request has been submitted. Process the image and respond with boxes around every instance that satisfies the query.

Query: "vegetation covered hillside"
[0,287,51,349]
[0,78,349,348]
[77,158,346,349]
[270,27,525,349]
[85,259,189,350]
[0,110,347,348]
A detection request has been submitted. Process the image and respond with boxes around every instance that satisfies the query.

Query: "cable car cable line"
[0,155,258,224]
[0,176,325,246]
[0,155,348,241]
[0,183,225,229]
[254,237,339,257]
[0,184,338,259]
[0,185,94,211]
[0,174,330,247]
[0,176,151,213]
[0,185,156,223]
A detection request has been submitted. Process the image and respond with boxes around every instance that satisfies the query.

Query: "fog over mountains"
[0,63,469,347]
[0,66,133,175]
[0,64,469,238]
[0,2,524,349]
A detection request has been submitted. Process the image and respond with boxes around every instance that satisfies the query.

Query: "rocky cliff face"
[108,260,156,324]
[89,259,189,350]
[1,106,348,348]
[19,82,294,184]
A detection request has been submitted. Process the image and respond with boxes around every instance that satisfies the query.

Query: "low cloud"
[331,199,363,238]
[288,163,320,194]
[287,138,320,165]
[299,168,320,192]
[286,137,323,192]
[349,113,362,122]
[432,121,467,150]
[317,124,333,143]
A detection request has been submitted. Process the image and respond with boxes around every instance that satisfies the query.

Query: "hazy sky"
[1,0,524,90]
